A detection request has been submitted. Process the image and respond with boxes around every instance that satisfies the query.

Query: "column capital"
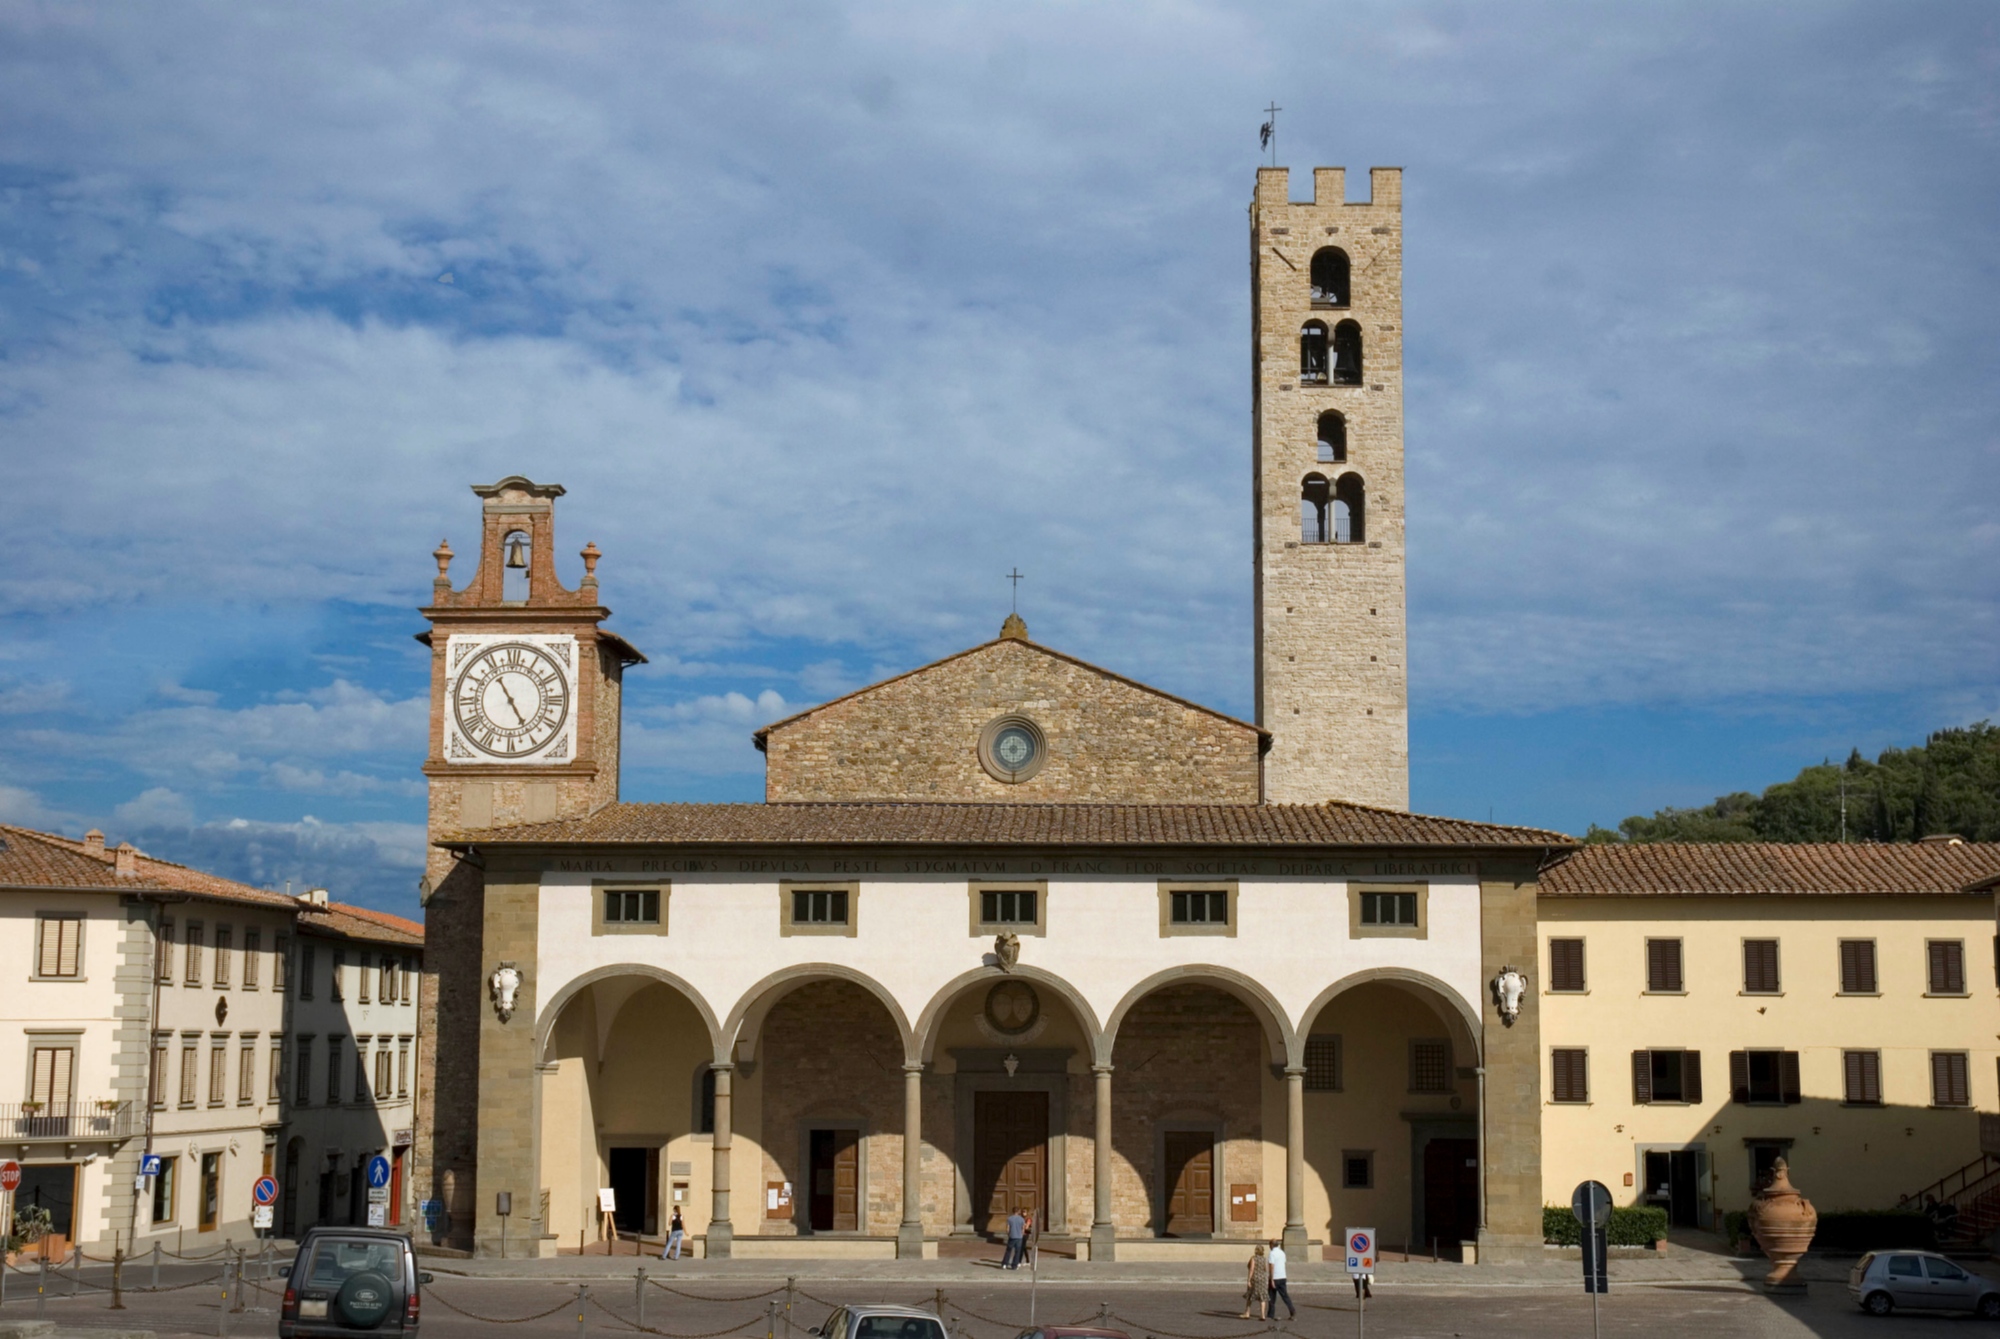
[1283,1065,1307,1077]
[711,1059,735,1073]
[902,1061,925,1075]
[1091,1062,1114,1076]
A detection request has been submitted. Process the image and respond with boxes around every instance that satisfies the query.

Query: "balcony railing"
[3,1099,139,1141]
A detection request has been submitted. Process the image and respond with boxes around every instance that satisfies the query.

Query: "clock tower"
[414,476,645,1251]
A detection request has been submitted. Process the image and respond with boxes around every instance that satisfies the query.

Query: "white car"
[1848,1250,2000,1317]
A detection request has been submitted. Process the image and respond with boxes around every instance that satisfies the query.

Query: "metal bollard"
[38,1254,48,1320]
[1098,1303,1111,1327]
[153,1241,162,1291]
[232,1248,246,1313]
[635,1268,646,1332]
[768,1300,779,1339]
[218,1255,232,1338]
[112,1247,126,1310]
[786,1276,797,1337]
[73,1241,82,1297]
[575,1284,588,1339]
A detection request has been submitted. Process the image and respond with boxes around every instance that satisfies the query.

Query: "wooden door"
[973,1092,1048,1236]
[1421,1138,1479,1251]
[1162,1132,1214,1236]
[809,1129,860,1232]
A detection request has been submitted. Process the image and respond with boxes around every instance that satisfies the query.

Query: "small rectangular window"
[397,1039,410,1098]
[1842,1050,1881,1105]
[213,926,233,986]
[152,1156,177,1223]
[326,1036,344,1104]
[792,888,849,925]
[179,1040,199,1106]
[237,1042,256,1105]
[1645,939,1683,993]
[208,1040,227,1106]
[1928,940,1966,995]
[184,923,204,986]
[1551,1048,1589,1103]
[1632,1049,1702,1104]
[1359,892,1418,926]
[354,1038,372,1103]
[1931,1051,1970,1107]
[1341,1151,1373,1189]
[1838,939,1877,994]
[273,936,289,993]
[1171,889,1229,924]
[150,1036,170,1108]
[330,949,345,1002]
[1742,940,1780,994]
[1548,938,1586,992]
[36,915,83,978]
[606,889,662,924]
[1409,1038,1451,1093]
[378,957,391,1001]
[295,1037,314,1106]
[157,919,175,984]
[1731,1049,1799,1105]
[269,1041,284,1104]
[357,952,371,1004]
[199,1152,220,1232]
[375,1046,392,1101]
[1303,1035,1342,1092]
[29,1044,75,1109]
[242,929,261,989]
[979,889,1038,925]
[298,944,315,1000]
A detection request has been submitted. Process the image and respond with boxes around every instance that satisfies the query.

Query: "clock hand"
[495,676,529,727]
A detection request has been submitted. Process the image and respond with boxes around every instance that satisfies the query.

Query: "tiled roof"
[298,899,425,947]
[448,801,1572,849]
[1540,841,2000,897]
[0,823,299,908]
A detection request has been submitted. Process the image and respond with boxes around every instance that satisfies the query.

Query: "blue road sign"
[140,1154,163,1177]
[367,1155,392,1189]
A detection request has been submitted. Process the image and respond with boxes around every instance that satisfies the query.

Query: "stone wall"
[763,637,1262,803]
[1251,166,1410,811]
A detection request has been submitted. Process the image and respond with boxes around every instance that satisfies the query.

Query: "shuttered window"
[212,927,232,986]
[30,1045,74,1108]
[208,1040,227,1105]
[157,920,175,983]
[269,1040,284,1103]
[1645,939,1683,992]
[295,1037,314,1106]
[1303,1034,1343,1091]
[1931,1051,1970,1107]
[397,1039,411,1098]
[238,1042,256,1104]
[375,1045,392,1100]
[1838,940,1877,994]
[150,1036,170,1107]
[1730,1050,1800,1104]
[242,930,260,988]
[1842,1050,1881,1104]
[1632,1049,1701,1104]
[1927,940,1966,995]
[36,916,82,978]
[179,1040,199,1106]
[1551,1048,1589,1103]
[358,953,372,1004]
[183,923,203,986]
[1549,939,1586,992]
[273,936,289,993]
[1742,940,1780,994]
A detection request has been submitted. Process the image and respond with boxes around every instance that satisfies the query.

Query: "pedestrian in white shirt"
[1266,1240,1296,1319]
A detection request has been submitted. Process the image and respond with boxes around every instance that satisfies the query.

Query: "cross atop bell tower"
[1250,167,1410,810]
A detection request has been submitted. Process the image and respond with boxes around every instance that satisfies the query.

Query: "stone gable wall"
[763,640,1261,803]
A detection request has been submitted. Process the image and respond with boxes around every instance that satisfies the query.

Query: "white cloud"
[0,785,80,831]
[114,786,197,829]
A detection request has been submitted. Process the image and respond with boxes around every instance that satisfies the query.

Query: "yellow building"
[1538,840,2000,1233]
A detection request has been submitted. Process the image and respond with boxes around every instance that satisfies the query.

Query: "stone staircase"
[1901,1152,2000,1249]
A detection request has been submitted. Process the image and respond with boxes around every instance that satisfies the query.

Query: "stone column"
[708,1062,734,1258]
[1091,1063,1116,1262]
[1282,1065,1309,1258]
[898,1063,925,1258]
[1477,866,1544,1263]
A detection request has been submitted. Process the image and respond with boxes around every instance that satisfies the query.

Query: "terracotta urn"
[1747,1157,1817,1291]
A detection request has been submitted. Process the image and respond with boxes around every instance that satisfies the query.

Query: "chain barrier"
[646,1281,788,1303]
[585,1289,773,1339]
[425,1289,591,1324]
[1108,1314,1276,1339]
[939,1299,1093,1330]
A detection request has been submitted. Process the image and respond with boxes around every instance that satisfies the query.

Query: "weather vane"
[1260,102,1281,167]
[1006,567,1025,613]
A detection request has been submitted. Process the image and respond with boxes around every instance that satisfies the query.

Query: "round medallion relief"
[984,981,1041,1035]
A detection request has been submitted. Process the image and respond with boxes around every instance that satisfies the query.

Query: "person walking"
[1266,1239,1296,1319]
[662,1207,685,1260]
[1001,1208,1027,1270]
[1239,1244,1270,1319]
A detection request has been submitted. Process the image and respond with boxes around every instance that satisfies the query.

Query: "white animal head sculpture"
[1491,966,1527,1027]
[489,963,522,1023]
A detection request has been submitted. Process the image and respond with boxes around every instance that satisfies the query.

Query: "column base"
[1281,1225,1309,1260]
[704,1223,733,1259]
[1089,1223,1116,1263]
[896,1225,927,1259]
[1473,1229,1538,1265]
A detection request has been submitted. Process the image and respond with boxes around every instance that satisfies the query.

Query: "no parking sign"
[1345,1226,1376,1274]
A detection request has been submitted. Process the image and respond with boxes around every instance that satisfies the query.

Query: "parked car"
[282,1227,433,1338]
[1849,1250,2000,1317]
[810,1304,948,1339]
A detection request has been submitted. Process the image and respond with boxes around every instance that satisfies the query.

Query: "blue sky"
[1,2,1995,916]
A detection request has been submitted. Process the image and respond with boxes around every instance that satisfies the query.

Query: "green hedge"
[1542,1204,1669,1246]
[1725,1208,1935,1253]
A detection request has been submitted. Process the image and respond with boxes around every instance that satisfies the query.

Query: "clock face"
[992,725,1038,772]
[451,641,572,759]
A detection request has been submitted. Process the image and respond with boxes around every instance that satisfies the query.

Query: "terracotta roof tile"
[298,899,425,947]
[0,823,299,908]
[447,801,1571,850]
[1541,841,2000,896]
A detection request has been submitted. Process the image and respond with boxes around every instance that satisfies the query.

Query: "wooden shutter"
[1780,1051,1802,1105]
[31,1046,74,1107]
[1933,1052,1969,1107]
[1647,939,1682,992]
[1743,940,1779,993]
[1550,939,1585,992]
[1631,1051,1652,1104]
[1839,940,1877,994]
[1553,1049,1588,1103]
[1929,941,1965,994]
[1729,1051,1750,1104]
[1682,1051,1702,1104]
[38,917,80,977]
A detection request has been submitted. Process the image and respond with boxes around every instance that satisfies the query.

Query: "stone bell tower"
[1251,167,1410,810]
[413,477,645,1254]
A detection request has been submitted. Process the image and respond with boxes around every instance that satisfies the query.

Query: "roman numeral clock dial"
[448,639,574,761]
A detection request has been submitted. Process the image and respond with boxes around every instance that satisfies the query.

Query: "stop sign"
[0,1161,20,1192]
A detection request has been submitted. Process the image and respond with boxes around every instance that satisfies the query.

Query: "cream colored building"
[1539,840,2000,1232]
[1,824,296,1253]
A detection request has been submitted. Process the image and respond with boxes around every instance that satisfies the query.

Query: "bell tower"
[1251,167,1409,809]
[414,477,644,1256]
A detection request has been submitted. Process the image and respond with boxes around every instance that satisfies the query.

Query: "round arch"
[1101,965,1296,1068]
[535,963,725,1067]
[723,963,918,1066]
[911,965,1106,1065]
[1296,967,1483,1065]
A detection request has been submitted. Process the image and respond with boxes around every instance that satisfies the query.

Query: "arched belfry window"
[1300,473,1331,543]
[1300,322,1329,384]
[1334,473,1366,544]
[1332,320,1363,386]
[1316,411,1347,464]
[1310,248,1350,306]
[502,528,532,601]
